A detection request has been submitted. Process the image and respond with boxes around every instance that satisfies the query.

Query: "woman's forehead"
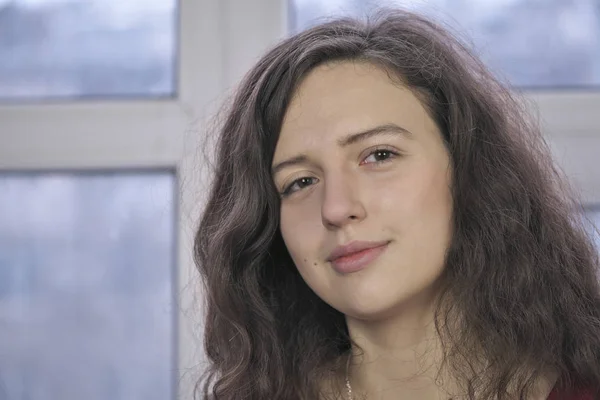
[277,62,433,150]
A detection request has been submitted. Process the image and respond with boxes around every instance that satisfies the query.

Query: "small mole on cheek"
[303,258,307,263]
[313,262,318,266]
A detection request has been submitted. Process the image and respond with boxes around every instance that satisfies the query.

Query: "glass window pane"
[290,0,600,89]
[0,172,176,400]
[0,0,177,100]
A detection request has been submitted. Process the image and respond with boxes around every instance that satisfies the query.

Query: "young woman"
[194,9,600,400]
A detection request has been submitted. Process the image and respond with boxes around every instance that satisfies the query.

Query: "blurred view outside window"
[0,0,177,100]
[290,0,600,89]
[0,172,176,400]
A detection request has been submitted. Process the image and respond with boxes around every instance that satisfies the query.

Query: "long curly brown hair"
[194,8,600,400]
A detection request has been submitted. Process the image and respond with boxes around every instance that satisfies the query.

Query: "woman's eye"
[279,149,398,198]
[281,177,318,197]
[361,148,399,165]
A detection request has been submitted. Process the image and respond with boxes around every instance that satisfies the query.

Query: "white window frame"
[529,91,600,205]
[1,0,598,397]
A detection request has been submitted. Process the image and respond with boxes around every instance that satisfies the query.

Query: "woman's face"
[272,61,453,320]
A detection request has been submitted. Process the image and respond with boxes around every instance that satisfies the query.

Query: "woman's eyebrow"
[337,123,413,147]
[271,154,312,177]
[271,123,412,177]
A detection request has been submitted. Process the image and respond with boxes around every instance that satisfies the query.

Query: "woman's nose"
[320,173,366,229]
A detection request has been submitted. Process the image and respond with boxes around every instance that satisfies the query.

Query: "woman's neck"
[345,310,454,400]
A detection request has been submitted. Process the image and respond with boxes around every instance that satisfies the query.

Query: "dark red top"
[547,385,596,400]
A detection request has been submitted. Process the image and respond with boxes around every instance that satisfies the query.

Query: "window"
[0,0,228,397]
[290,0,600,89]
[0,0,177,100]
[0,172,176,400]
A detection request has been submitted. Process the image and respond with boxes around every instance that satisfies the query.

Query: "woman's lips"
[329,243,389,274]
